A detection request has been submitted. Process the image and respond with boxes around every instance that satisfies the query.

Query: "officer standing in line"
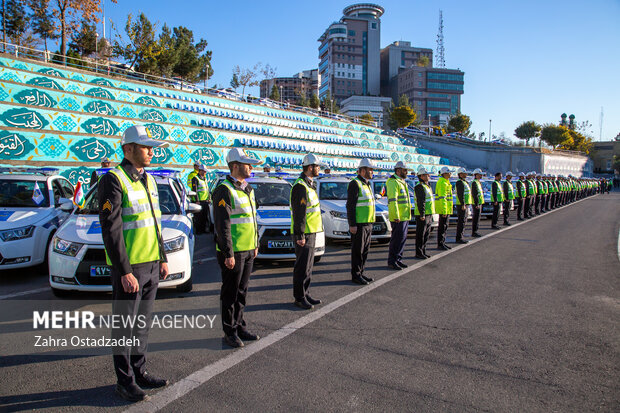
[263,164,272,173]
[347,158,376,285]
[414,166,435,258]
[191,164,211,234]
[515,172,527,220]
[91,157,112,185]
[290,154,326,310]
[454,167,471,244]
[547,175,556,210]
[212,148,261,348]
[525,172,535,218]
[386,161,411,270]
[186,162,200,203]
[470,168,484,237]
[534,173,543,215]
[99,125,170,402]
[540,174,548,213]
[490,172,504,229]
[502,171,515,226]
[435,166,453,250]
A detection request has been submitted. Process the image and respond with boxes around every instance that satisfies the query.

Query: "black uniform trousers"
[471,205,482,234]
[388,220,409,266]
[437,215,449,247]
[415,216,432,255]
[491,203,501,227]
[111,261,159,386]
[516,198,524,219]
[455,206,467,241]
[293,233,316,301]
[194,200,211,233]
[524,196,531,218]
[502,200,511,224]
[540,195,546,213]
[217,250,254,337]
[351,224,372,279]
[534,195,541,214]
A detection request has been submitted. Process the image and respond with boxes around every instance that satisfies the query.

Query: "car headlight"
[52,237,83,256]
[0,225,35,242]
[329,211,347,219]
[163,236,185,253]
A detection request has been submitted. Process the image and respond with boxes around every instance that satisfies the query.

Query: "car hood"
[256,206,291,226]
[0,208,54,230]
[55,214,189,245]
[319,199,346,212]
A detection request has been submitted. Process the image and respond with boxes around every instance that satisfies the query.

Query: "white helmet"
[472,168,483,175]
[439,166,451,175]
[457,167,467,174]
[394,161,407,170]
[358,158,375,169]
[505,171,514,176]
[417,166,429,175]
[302,153,327,167]
[518,172,525,177]
[536,174,541,178]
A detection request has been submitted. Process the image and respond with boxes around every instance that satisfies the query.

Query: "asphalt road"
[0,192,618,412]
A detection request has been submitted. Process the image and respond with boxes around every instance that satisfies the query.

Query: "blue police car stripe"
[0,211,15,221]
[257,210,291,219]
[88,221,102,234]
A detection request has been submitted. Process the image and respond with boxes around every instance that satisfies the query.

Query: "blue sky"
[101,0,620,141]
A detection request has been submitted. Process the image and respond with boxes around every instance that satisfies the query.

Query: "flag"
[72,181,85,208]
[32,182,45,205]
[380,186,386,196]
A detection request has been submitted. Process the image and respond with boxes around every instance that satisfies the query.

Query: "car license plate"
[373,224,383,232]
[90,265,111,277]
[268,240,294,249]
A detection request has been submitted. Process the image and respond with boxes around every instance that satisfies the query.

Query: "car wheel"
[176,277,193,293]
[51,287,71,298]
[38,231,55,274]
[377,238,390,244]
[313,256,322,263]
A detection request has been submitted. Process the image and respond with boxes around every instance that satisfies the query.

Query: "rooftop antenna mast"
[436,10,445,68]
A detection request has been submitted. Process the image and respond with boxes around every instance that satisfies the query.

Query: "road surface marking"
[0,287,49,300]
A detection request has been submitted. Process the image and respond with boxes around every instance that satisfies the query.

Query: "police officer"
[525,172,536,218]
[535,173,543,214]
[263,164,272,173]
[98,125,169,402]
[386,161,411,269]
[414,167,435,258]
[435,166,453,250]
[347,158,376,285]
[191,164,211,234]
[186,162,200,203]
[515,172,527,220]
[212,148,261,348]
[471,168,484,237]
[454,167,471,244]
[290,153,326,309]
[502,171,515,226]
[90,156,112,185]
[490,172,504,229]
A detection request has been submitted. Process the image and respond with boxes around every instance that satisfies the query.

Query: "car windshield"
[373,181,386,196]
[77,183,180,215]
[319,182,349,200]
[250,182,292,206]
[481,181,493,192]
[0,179,50,207]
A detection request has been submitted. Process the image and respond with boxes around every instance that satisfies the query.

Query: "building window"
[418,81,422,86]
[371,22,377,29]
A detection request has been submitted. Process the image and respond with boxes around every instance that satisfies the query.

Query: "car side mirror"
[60,201,74,212]
[375,193,382,199]
[187,190,197,197]
[57,197,72,207]
[187,203,202,214]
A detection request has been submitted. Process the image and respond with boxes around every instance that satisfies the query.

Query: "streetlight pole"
[279,85,283,103]
[489,119,492,142]
[428,113,431,136]
[95,32,99,73]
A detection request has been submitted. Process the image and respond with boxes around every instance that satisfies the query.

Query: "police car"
[0,167,74,270]
[48,169,199,296]
[209,173,326,261]
[317,175,391,242]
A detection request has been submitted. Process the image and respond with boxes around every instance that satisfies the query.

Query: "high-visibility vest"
[105,166,162,266]
[386,175,411,221]
[352,177,375,224]
[414,182,435,216]
[455,179,473,205]
[516,180,527,198]
[187,170,198,202]
[473,179,484,205]
[527,179,536,195]
[290,178,323,234]
[216,180,258,252]
[195,175,210,201]
[542,181,548,194]
[504,180,515,200]
[434,177,453,215]
[491,180,505,202]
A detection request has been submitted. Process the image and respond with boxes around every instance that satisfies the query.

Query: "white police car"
[0,167,73,270]
[317,175,391,242]
[48,169,199,296]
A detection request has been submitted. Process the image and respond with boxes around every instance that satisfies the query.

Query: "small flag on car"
[73,181,85,208]
[32,182,45,205]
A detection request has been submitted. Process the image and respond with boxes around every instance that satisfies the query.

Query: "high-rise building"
[380,41,433,101]
[317,4,384,103]
[396,66,464,125]
[259,69,320,104]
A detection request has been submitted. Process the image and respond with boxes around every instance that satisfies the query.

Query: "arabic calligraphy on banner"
[143,123,168,140]
[13,89,57,108]
[190,148,219,166]
[70,138,114,162]
[136,96,159,107]
[90,78,114,87]
[37,68,65,78]
[26,76,63,90]
[0,108,49,129]
[244,150,262,162]
[80,117,120,136]
[188,129,215,145]
[61,166,93,187]
[140,109,167,122]
[83,101,116,116]
[0,131,34,159]
[85,87,114,100]
[152,146,173,164]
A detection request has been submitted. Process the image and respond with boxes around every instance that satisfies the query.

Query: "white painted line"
[124,195,595,413]
[0,287,49,300]
[617,228,620,263]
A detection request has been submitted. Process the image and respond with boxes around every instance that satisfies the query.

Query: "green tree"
[309,93,320,109]
[514,120,541,146]
[359,112,375,124]
[447,113,472,134]
[561,128,593,154]
[320,91,338,113]
[269,84,280,101]
[113,13,159,71]
[417,55,430,67]
[398,94,410,107]
[3,0,28,45]
[153,24,178,77]
[171,26,211,82]
[390,105,416,128]
[69,18,96,56]
[230,73,239,90]
[231,64,259,97]
[296,89,308,107]
[540,124,570,149]
[29,0,57,54]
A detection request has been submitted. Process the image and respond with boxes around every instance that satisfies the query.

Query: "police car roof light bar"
[0,167,59,176]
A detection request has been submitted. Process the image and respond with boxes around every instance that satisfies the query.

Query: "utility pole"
[435,10,446,68]
[488,119,492,142]
[2,0,6,52]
